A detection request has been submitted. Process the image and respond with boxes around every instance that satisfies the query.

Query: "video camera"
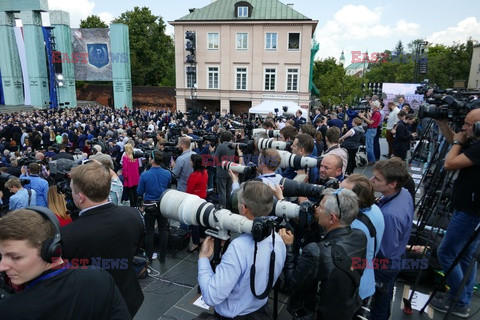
[350,99,370,112]
[418,94,480,128]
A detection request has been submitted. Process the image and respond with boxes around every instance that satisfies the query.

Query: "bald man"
[430,109,480,317]
[319,154,344,183]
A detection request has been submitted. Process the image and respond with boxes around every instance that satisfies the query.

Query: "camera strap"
[250,227,276,300]
[356,210,377,255]
[27,189,32,206]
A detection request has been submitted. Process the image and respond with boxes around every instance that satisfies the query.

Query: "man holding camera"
[279,188,367,319]
[0,209,131,319]
[210,131,235,207]
[137,150,171,264]
[196,181,286,319]
[359,100,382,164]
[430,109,480,317]
[61,161,145,317]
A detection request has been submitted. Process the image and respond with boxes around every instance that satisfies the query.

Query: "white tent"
[248,100,302,116]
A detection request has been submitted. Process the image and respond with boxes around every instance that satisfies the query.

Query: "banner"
[71,28,112,81]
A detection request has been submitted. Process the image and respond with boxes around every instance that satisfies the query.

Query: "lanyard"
[26,264,70,290]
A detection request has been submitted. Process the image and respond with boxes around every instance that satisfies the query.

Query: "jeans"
[365,128,377,163]
[370,267,401,320]
[144,204,169,261]
[126,186,138,207]
[374,126,381,160]
[437,210,480,307]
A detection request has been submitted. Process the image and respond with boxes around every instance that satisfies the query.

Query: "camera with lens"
[276,150,322,170]
[257,138,293,153]
[418,94,480,127]
[350,99,371,112]
[279,177,339,199]
[159,189,276,242]
[227,140,255,154]
[252,129,281,139]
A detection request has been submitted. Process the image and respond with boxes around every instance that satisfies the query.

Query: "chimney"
[287,3,294,7]
[188,8,195,13]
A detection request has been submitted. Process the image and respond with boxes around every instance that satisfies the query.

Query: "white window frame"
[207,66,219,89]
[265,32,277,51]
[238,6,248,17]
[236,33,248,50]
[235,67,248,90]
[207,33,219,50]
[264,67,276,91]
[185,66,197,89]
[288,32,301,51]
[286,68,299,92]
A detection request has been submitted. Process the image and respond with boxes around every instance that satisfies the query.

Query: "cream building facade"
[170,0,318,114]
[468,44,480,90]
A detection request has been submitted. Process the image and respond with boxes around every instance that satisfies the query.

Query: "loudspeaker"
[25,206,63,263]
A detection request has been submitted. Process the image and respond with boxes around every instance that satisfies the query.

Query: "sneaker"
[430,295,470,318]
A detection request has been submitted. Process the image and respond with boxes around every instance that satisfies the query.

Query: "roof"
[345,62,370,70]
[176,0,311,21]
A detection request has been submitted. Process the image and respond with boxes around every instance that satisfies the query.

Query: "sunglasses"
[314,189,343,220]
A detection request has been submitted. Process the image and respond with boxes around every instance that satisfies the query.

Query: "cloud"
[395,19,420,36]
[98,12,115,26]
[315,5,420,61]
[427,17,480,45]
[48,0,95,27]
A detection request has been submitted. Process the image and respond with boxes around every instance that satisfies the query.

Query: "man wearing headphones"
[0,208,130,319]
[137,150,172,263]
[61,161,145,317]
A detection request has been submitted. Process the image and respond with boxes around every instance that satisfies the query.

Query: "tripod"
[419,221,480,317]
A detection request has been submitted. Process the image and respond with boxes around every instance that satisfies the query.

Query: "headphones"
[25,206,63,263]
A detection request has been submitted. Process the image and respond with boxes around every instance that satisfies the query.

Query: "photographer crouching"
[278,188,367,319]
[195,181,286,320]
[429,109,480,317]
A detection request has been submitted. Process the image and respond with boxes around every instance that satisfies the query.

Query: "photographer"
[171,137,195,192]
[20,162,49,208]
[196,181,286,319]
[358,100,381,164]
[137,150,172,264]
[341,174,385,309]
[279,188,367,319]
[430,109,480,317]
[5,178,36,210]
[210,131,235,207]
[0,209,131,319]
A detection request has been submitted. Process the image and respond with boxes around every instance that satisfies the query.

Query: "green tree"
[80,15,108,28]
[424,41,473,88]
[312,58,364,107]
[112,7,175,86]
[394,40,404,55]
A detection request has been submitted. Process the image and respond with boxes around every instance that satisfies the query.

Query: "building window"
[186,66,197,88]
[208,33,219,50]
[238,6,248,17]
[288,33,300,50]
[208,67,219,89]
[236,33,248,50]
[264,68,276,91]
[236,67,247,90]
[286,68,299,91]
[265,33,277,50]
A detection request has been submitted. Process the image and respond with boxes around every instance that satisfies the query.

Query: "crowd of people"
[0,98,478,320]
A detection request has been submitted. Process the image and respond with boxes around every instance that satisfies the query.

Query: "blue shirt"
[198,233,286,317]
[20,174,49,207]
[351,204,385,299]
[377,188,413,260]
[10,188,37,210]
[137,166,172,201]
[172,150,195,192]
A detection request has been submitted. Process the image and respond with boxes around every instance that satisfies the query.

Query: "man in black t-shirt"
[430,109,480,317]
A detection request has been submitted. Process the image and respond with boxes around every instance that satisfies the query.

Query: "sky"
[43,0,480,64]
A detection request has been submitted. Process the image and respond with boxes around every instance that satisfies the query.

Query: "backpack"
[356,146,368,167]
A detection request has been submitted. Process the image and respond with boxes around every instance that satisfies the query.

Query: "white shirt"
[386,107,400,130]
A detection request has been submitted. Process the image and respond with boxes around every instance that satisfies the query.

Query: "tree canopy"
[80,15,108,28]
[112,7,175,86]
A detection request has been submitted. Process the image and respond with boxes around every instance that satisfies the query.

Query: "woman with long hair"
[186,153,208,252]
[48,185,72,227]
[122,143,140,207]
